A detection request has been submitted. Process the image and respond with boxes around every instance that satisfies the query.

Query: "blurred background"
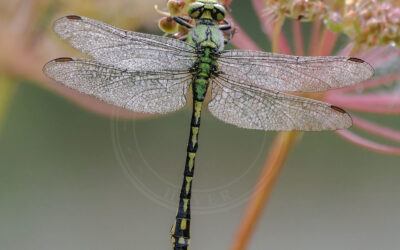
[0,0,399,250]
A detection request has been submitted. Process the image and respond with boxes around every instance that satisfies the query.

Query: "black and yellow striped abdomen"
[170,47,218,250]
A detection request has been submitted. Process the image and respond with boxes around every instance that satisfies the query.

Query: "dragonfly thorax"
[190,47,218,101]
[187,21,225,51]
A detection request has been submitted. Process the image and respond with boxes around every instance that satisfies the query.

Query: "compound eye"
[212,4,226,21]
[188,2,204,19]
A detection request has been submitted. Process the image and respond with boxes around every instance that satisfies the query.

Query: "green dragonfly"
[43,0,374,249]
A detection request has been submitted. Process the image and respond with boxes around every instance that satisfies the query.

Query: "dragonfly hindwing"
[43,58,191,114]
[209,76,352,131]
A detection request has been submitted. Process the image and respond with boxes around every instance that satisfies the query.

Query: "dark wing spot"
[66,15,82,20]
[348,57,365,63]
[55,57,74,62]
[330,105,347,114]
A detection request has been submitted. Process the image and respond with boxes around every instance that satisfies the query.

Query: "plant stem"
[230,14,301,249]
[292,20,304,56]
[318,28,338,56]
[349,43,360,57]
[0,74,17,135]
[309,21,322,56]
[230,132,299,250]
[272,16,285,53]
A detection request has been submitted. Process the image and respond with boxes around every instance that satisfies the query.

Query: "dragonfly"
[43,0,374,249]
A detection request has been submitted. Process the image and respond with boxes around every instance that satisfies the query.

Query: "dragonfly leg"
[173,16,193,29]
[224,31,233,44]
[219,19,231,31]
[219,19,234,44]
[178,35,188,42]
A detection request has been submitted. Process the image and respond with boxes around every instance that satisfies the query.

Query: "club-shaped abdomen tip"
[66,15,82,20]
[54,57,74,62]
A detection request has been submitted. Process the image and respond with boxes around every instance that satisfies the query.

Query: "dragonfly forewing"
[218,50,374,92]
[209,76,353,131]
[43,58,191,114]
[53,15,197,71]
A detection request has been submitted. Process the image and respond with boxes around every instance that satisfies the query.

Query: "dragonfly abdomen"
[170,46,218,250]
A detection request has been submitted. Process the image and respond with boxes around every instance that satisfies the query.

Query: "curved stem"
[230,132,299,250]
[228,14,261,51]
[336,130,400,155]
[318,28,338,56]
[325,93,400,114]
[251,0,292,54]
[349,43,360,57]
[272,15,285,53]
[309,21,321,56]
[230,12,299,249]
[292,20,304,56]
[329,72,400,94]
[352,115,400,143]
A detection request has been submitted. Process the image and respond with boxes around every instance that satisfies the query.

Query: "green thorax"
[187,19,225,52]
[187,17,223,101]
[191,47,218,102]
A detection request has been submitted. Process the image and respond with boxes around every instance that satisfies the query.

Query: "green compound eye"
[212,4,226,21]
[187,2,205,19]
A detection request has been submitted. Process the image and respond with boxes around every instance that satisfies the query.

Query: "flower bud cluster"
[341,0,400,47]
[264,0,400,48]
[157,0,194,35]
[265,0,328,22]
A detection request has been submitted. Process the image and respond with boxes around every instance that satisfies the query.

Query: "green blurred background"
[0,0,399,250]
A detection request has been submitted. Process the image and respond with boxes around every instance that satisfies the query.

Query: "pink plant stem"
[330,72,400,94]
[309,21,321,56]
[10,0,35,34]
[230,8,298,249]
[251,0,292,54]
[336,130,400,155]
[325,94,400,114]
[230,132,299,250]
[349,43,361,57]
[361,46,400,67]
[228,14,262,51]
[352,115,400,142]
[292,20,304,56]
[318,29,339,56]
[272,16,286,53]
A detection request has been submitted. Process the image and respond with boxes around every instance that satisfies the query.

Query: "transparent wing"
[218,50,374,92]
[208,76,352,131]
[53,15,196,71]
[43,58,191,114]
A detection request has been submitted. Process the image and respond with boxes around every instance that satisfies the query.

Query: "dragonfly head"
[188,0,226,22]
